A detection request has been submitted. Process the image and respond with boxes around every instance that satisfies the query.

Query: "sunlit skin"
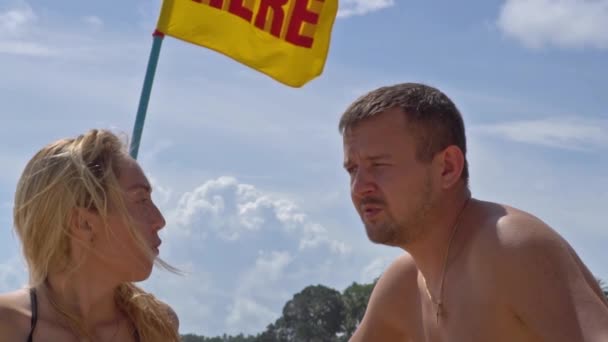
[82,156,166,283]
[343,108,438,247]
[344,108,608,342]
[0,156,170,341]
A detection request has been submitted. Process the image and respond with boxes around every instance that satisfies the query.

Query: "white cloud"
[0,257,28,292]
[338,0,395,18]
[0,4,59,57]
[497,0,608,49]
[149,176,174,208]
[138,176,364,335]
[0,4,35,36]
[168,176,350,254]
[0,4,142,59]
[0,40,56,56]
[143,262,217,331]
[241,251,293,290]
[0,3,55,56]
[361,255,393,283]
[226,251,292,331]
[225,297,277,333]
[471,117,608,150]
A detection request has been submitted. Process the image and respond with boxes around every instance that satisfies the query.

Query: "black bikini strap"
[27,287,38,342]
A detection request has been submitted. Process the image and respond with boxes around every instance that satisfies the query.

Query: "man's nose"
[352,167,376,198]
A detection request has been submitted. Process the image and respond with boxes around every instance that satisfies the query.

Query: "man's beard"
[364,218,399,246]
[363,177,434,246]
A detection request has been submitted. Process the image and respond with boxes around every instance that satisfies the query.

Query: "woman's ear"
[70,208,98,244]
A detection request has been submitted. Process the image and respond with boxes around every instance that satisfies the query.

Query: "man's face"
[343,108,437,246]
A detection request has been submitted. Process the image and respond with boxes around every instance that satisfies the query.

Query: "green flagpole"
[130,30,165,159]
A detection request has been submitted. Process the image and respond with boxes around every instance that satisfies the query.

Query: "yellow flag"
[156,0,338,87]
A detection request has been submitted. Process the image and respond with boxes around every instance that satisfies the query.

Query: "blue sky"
[1,0,607,336]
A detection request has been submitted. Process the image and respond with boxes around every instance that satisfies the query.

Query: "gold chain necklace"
[423,196,470,325]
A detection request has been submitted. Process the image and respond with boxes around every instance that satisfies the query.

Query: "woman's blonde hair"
[13,129,180,341]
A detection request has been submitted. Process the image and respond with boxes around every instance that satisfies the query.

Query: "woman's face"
[88,157,166,282]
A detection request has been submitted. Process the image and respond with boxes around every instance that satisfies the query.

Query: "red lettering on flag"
[228,0,254,21]
[255,0,288,38]
[208,0,223,9]
[286,0,320,48]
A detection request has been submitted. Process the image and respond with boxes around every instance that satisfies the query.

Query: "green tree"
[181,334,205,342]
[257,323,280,342]
[339,281,376,339]
[181,333,257,342]
[265,285,346,342]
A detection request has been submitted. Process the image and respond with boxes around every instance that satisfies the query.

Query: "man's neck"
[402,189,472,295]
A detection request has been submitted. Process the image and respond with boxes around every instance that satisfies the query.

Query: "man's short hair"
[339,82,469,182]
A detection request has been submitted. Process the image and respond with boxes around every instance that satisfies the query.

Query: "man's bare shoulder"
[469,202,608,340]
[0,289,31,339]
[465,202,578,295]
[468,202,573,269]
[469,202,563,261]
[376,252,419,290]
[350,253,419,341]
[496,205,563,246]
[369,253,419,309]
[488,204,604,294]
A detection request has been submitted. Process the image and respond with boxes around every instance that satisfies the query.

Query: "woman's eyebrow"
[127,183,152,193]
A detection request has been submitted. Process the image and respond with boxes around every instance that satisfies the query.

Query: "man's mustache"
[360,197,386,206]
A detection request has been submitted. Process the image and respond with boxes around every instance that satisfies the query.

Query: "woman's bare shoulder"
[0,289,32,339]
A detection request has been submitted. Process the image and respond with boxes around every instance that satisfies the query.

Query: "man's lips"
[361,205,383,219]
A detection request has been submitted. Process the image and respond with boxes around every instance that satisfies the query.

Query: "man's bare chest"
[408,279,538,342]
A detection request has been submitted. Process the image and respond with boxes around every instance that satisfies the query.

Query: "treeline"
[181,281,376,342]
[182,278,608,342]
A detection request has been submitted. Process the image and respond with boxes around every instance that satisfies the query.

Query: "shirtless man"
[340,83,608,341]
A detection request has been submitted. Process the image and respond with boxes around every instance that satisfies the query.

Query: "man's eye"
[346,166,357,175]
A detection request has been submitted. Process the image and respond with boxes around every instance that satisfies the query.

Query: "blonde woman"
[0,129,180,341]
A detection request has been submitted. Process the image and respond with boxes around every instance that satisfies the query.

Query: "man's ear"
[433,145,465,190]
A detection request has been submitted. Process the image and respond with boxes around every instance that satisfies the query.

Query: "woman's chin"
[130,268,153,282]
[126,259,155,282]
